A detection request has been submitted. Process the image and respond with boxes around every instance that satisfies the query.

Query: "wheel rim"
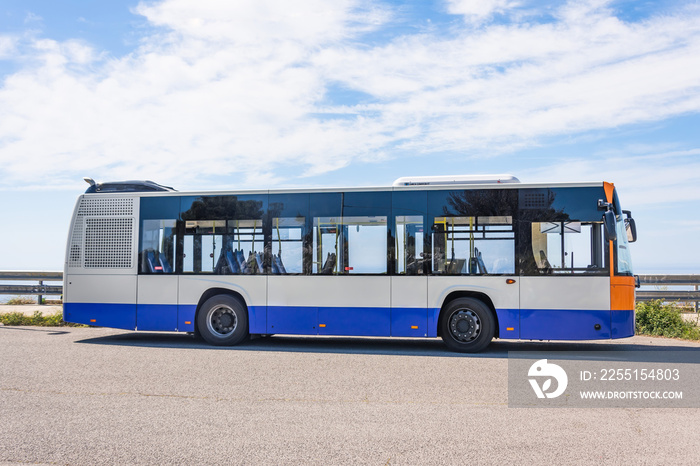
[206,305,238,337]
[448,309,481,342]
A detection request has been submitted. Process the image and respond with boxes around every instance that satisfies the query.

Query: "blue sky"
[1,0,699,274]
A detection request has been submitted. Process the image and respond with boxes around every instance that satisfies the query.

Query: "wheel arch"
[437,291,500,339]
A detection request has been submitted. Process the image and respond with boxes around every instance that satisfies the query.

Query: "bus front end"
[606,182,637,339]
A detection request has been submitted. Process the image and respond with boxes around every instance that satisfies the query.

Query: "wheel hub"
[209,306,237,336]
[449,310,480,342]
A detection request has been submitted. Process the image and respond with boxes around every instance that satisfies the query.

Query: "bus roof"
[80,177,607,197]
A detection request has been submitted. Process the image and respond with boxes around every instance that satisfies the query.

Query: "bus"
[63,175,638,352]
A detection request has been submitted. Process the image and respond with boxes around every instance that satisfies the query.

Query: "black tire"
[196,295,249,346]
[439,298,495,353]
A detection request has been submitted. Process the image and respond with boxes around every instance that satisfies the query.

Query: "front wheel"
[197,295,249,346]
[440,298,495,353]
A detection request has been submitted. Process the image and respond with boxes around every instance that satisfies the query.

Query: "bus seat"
[321,253,336,274]
[255,252,264,273]
[159,253,172,273]
[226,250,240,274]
[246,251,263,274]
[145,249,161,273]
[275,254,287,274]
[214,249,226,274]
[271,256,280,274]
[236,250,250,274]
[475,248,487,274]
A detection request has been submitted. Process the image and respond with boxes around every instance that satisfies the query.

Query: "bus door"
[392,215,428,337]
[318,215,391,336]
[268,215,393,336]
[136,219,179,331]
[519,221,610,340]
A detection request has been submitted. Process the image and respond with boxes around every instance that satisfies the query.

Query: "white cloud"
[24,12,43,25]
[445,0,519,23]
[0,0,700,191]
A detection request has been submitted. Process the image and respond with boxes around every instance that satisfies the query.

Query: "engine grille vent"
[68,197,136,269]
[84,218,134,268]
[77,197,134,217]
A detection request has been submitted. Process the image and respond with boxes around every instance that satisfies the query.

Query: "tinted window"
[428,189,517,275]
[518,186,609,275]
[139,197,179,274]
[311,191,390,275]
[180,195,267,274]
[393,191,428,275]
[269,193,310,274]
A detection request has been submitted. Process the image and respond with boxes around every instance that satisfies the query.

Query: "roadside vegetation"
[0,311,72,327]
[635,300,700,340]
[4,296,39,305]
[0,298,82,327]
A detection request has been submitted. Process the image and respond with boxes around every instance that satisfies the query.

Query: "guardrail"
[637,274,700,312]
[0,271,63,305]
[1,272,698,309]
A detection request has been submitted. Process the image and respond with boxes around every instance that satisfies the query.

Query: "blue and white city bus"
[63,175,638,352]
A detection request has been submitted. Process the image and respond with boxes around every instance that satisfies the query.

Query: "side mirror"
[604,210,617,241]
[625,217,637,243]
[622,210,637,243]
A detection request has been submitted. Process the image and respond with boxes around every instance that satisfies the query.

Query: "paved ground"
[1,327,699,465]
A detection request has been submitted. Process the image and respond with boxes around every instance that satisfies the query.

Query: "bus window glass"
[431,216,514,275]
[395,215,424,274]
[313,216,387,274]
[615,216,633,275]
[272,217,304,274]
[180,195,266,275]
[530,221,606,274]
[139,219,176,274]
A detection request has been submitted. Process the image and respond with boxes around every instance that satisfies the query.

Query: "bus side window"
[395,215,424,275]
[139,219,177,274]
[272,217,304,274]
[530,222,606,274]
[313,216,388,274]
[431,216,514,275]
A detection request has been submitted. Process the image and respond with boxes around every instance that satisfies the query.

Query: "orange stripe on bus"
[603,181,615,203]
[611,276,635,310]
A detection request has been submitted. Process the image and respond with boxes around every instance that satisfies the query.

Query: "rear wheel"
[197,295,249,346]
[440,298,494,353]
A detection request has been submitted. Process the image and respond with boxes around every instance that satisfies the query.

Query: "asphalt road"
[1,327,699,465]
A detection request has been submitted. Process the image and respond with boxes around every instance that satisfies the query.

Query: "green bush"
[636,300,700,340]
[5,296,37,305]
[0,311,82,327]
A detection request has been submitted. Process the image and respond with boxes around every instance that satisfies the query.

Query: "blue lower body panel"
[267,306,317,334]
[64,302,634,342]
[611,310,635,338]
[496,309,520,339]
[137,304,177,331]
[520,309,612,340]
[318,307,390,336]
[64,302,136,330]
[391,307,428,337]
[267,306,428,337]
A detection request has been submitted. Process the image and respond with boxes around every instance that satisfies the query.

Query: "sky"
[0,0,699,274]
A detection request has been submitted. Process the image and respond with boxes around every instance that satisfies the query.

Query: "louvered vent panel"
[68,218,84,267]
[84,218,134,268]
[77,197,134,217]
